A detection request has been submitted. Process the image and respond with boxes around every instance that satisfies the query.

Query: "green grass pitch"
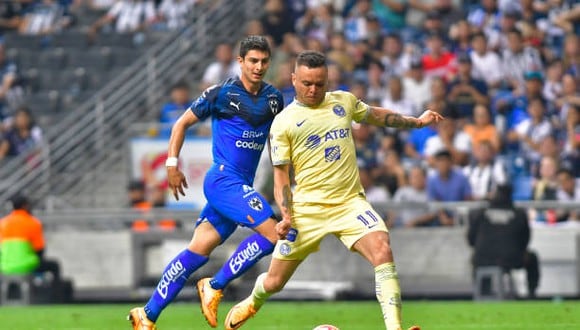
[0,301,578,329]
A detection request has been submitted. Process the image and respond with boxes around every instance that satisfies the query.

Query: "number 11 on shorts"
[356,210,379,228]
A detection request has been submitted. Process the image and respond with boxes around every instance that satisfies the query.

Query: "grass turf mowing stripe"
[0,301,577,329]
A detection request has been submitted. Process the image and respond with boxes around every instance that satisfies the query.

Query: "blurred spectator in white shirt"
[403,59,432,113]
[199,42,240,91]
[463,140,508,201]
[542,60,564,104]
[382,75,417,118]
[90,0,156,35]
[424,117,471,167]
[380,33,411,81]
[555,168,580,222]
[156,0,197,31]
[19,0,71,35]
[501,29,544,96]
[389,166,433,228]
[508,98,553,164]
[359,166,390,205]
[470,31,503,90]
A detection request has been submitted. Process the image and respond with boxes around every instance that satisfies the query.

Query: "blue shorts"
[196,166,274,242]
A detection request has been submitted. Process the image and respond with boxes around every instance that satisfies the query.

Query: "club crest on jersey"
[333,104,346,117]
[305,134,321,149]
[248,197,263,211]
[279,243,291,256]
[325,146,341,162]
[268,98,279,115]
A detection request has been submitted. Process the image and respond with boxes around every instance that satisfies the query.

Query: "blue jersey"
[190,78,284,183]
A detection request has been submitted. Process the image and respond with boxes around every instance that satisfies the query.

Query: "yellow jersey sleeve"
[270,113,291,166]
[349,93,370,123]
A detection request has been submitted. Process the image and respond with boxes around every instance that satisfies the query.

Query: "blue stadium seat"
[512,176,533,201]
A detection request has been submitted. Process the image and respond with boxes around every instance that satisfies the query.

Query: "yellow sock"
[375,262,402,330]
[251,273,271,309]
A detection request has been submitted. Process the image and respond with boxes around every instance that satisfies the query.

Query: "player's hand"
[417,110,444,128]
[167,167,188,200]
[276,219,292,239]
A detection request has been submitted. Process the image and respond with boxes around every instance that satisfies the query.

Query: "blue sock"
[210,233,275,290]
[144,249,208,322]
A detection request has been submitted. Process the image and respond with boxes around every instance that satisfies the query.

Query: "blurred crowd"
[0,0,203,162]
[160,0,579,227]
[0,0,201,37]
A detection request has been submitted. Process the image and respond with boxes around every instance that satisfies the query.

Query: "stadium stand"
[0,0,259,210]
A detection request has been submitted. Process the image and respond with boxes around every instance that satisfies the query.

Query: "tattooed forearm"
[384,113,420,129]
[281,184,293,217]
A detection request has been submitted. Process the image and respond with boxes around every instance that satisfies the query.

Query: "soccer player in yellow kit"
[224,50,443,330]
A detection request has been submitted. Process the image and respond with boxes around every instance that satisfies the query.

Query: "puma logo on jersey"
[230,101,241,111]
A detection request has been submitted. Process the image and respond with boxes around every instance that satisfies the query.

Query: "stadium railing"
[0,0,265,212]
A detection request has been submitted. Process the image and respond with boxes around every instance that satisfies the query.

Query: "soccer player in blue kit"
[128,35,284,330]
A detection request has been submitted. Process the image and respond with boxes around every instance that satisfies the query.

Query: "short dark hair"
[171,81,189,91]
[471,31,486,42]
[239,35,271,58]
[10,194,29,210]
[557,168,574,178]
[434,149,452,160]
[295,50,327,68]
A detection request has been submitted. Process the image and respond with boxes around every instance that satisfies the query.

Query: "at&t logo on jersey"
[323,128,350,141]
[325,146,341,162]
[229,241,262,274]
[157,260,186,299]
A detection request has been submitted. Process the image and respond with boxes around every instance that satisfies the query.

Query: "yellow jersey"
[270,91,369,204]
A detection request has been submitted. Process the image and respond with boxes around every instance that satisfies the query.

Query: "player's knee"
[369,239,394,265]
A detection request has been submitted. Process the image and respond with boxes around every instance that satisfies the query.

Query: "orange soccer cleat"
[224,297,259,330]
[127,307,157,330]
[196,278,224,328]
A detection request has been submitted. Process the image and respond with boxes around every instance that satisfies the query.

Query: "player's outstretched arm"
[166,110,200,200]
[273,164,293,239]
[365,106,444,129]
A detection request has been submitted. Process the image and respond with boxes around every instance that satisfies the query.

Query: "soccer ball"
[312,325,340,330]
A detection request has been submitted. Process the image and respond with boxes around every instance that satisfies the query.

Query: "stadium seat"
[110,49,141,68]
[473,266,516,301]
[95,33,136,49]
[51,31,90,49]
[6,48,38,69]
[0,274,33,305]
[38,48,67,70]
[66,47,112,71]
[3,34,43,50]
[87,71,113,90]
[512,176,533,201]
[25,91,61,114]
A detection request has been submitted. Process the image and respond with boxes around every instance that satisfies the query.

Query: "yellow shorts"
[273,196,388,260]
